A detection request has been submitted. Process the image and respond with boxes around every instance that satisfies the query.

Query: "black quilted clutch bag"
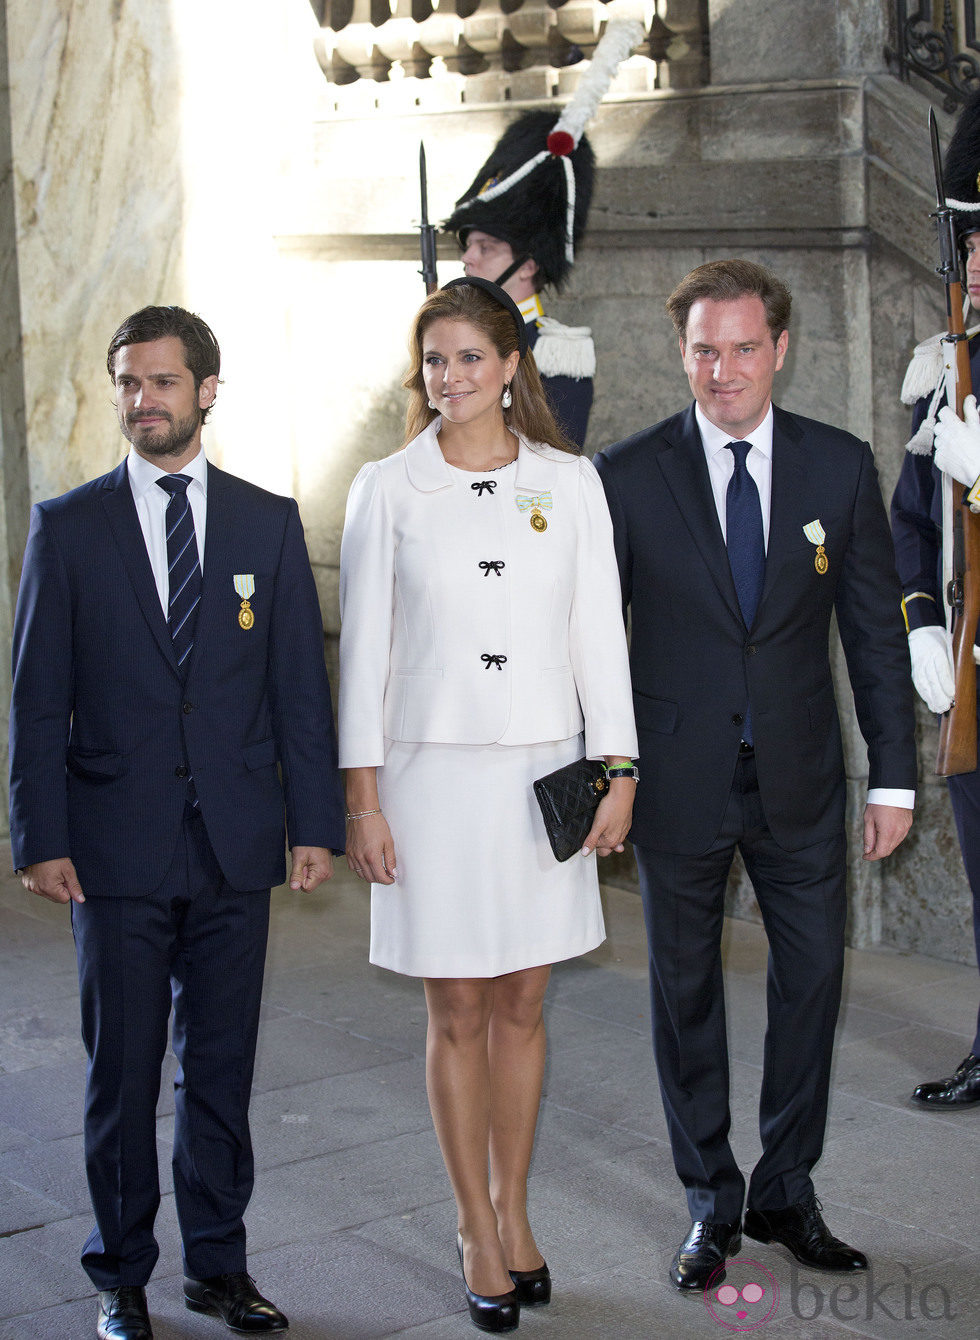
[533,757,608,862]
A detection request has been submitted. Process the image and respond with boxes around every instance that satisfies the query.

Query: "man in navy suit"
[9,307,345,1339]
[595,261,916,1292]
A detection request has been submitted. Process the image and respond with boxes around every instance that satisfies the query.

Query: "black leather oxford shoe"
[912,1053,980,1107]
[669,1219,742,1290]
[183,1272,288,1332]
[743,1191,867,1272]
[97,1286,152,1340]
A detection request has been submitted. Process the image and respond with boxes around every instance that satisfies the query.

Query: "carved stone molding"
[308,0,707,111]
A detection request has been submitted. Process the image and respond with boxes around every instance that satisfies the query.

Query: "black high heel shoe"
[508,1261,551,1307]
[456,1234,520,1333]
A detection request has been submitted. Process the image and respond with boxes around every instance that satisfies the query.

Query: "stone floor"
[0,842,978,1340]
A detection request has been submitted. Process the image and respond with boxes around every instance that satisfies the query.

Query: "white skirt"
[371,734,605,978]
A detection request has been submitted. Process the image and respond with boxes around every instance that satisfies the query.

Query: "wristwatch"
[605,764,639,782]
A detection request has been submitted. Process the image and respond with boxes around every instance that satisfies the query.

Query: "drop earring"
[427,399,436,409]
[501,384,512,409]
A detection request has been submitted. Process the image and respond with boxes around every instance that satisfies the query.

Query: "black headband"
[441,275,529,359]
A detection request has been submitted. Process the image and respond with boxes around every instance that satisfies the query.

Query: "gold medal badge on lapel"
[803,521,828,574]
[234,574,255,629]
[516,492,553,533]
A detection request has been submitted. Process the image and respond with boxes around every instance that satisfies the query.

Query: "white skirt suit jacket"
[338,421,637,977]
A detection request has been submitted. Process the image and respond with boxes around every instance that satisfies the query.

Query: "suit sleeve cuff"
[902,592,942,633]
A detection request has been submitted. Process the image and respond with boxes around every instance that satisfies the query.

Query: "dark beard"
[122,409,201,458]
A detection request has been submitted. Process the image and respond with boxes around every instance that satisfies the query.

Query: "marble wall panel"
[7,1,186,501]
[0,2,27,815]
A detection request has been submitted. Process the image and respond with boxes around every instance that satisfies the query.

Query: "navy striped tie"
[726,441,765,745]
[156,473,202,674]
[157,474,202,806]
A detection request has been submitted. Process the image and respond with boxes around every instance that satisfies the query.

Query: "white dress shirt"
[695,403,914,812]
[127,447,208,614]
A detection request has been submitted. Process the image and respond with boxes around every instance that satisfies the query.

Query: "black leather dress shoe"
[183,1272,288,1332]
[508,1261,550,1306]
[912,1053,980,1106]
[97,1286,152,1340]
[743,1191,867,1272]
[669,1220,742,1291]
[456,1235,519,1333]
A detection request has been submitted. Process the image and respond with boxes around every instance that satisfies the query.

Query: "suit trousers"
[944,677,980,1056]
[71,806,270,1288]
[633,749,847,1224]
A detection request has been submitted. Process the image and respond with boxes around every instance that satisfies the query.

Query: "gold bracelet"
[346,808,381,821]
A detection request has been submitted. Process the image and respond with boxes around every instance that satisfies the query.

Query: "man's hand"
[908,625,955,714]
[288,846,334,892]
[934,394,980,487]
[21,857,84,904]
[863,804,913,861]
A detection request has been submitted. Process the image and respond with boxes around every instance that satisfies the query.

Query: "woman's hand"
[581,780,635,858]
[346,811,398,884]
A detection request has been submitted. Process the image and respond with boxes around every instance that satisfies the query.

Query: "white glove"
[908,624,955,714]
[934,394,980,487]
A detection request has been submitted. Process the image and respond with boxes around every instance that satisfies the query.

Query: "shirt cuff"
[867,788,915,810]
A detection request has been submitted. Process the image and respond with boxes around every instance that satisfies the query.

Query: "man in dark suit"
[9,306,345,1339]
[594,260,916,1292]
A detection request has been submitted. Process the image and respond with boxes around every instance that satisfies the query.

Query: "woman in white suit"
[339,278,636,1333]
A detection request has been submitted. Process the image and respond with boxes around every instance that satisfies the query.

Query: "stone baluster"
[309,0,702,94]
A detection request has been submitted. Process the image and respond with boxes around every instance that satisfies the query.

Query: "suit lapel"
[100,462,179,676]
[188,464,234,682]
[762,407,808,611]
[657,406,742,622]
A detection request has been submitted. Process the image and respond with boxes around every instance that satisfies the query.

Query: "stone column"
[0,3,30,823]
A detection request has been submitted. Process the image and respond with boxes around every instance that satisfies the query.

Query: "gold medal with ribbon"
[234,574,255,629]
[516,492,553,533]
[803,521,828,574]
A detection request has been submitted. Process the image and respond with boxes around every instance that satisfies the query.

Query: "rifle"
[931,108,980,775]
[418,142,438,295]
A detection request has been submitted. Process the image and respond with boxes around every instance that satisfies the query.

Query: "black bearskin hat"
[442,111,595,292]
[944,88,980,241]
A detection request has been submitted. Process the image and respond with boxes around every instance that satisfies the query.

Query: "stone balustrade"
[309,0,706,109]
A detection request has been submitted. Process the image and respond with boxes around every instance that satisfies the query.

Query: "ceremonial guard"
[892,92,980,1108]
[441,20,642,450]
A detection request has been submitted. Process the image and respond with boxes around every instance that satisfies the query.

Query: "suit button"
[731,713,744,726]
[746,645,757,656]
[174,765,189,778]
[182,701,193,713]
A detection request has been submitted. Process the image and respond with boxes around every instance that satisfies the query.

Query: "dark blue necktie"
[725,441,765,626]
[157,474,202,805]
[156,474,202,674]
[725,441,764,744]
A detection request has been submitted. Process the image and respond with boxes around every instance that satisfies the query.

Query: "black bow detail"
[479,560,505,576]
[471,480,497,497]
[481,654,508,670]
